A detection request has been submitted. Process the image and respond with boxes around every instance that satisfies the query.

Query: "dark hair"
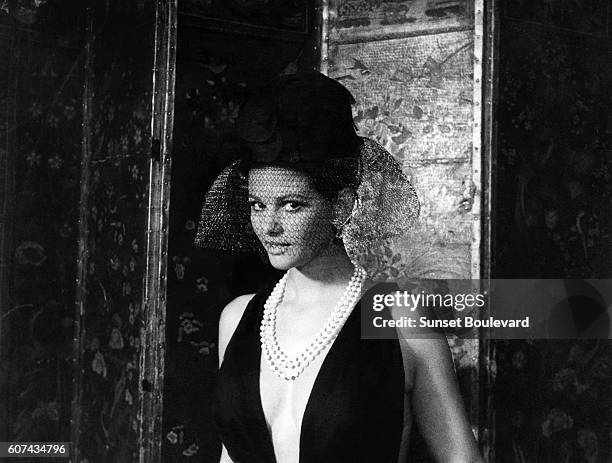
[293,160,360,201]
[241,157,360,202]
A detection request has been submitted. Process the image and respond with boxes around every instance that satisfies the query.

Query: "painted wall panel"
[0,4,84,444]
[494,14,612,463]
[73,2,157,462]
[329,30,477,277]
[330,0,474,41]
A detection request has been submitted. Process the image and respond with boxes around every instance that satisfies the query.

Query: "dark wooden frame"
[137,0,177,461]
[479,0,498,461]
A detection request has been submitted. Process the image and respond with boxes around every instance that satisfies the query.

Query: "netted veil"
[194,72,420,270]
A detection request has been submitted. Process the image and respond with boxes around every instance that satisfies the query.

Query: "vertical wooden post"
[138,0,176,461]
[480,1,498,461]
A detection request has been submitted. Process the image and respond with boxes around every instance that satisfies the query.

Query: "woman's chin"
[267,254,300,271]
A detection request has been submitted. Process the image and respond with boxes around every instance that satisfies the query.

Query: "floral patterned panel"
[0,16,83,450]
[328,31,477,280]
[75,2,155,462]
[494,16,612,463]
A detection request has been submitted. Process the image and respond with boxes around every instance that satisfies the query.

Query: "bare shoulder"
[389,299,454,390]
[218,294,256,365]
[387,297,452,356]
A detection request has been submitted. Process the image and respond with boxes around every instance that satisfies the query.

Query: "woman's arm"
[390,292,483,463]
[398,329,484,463]
[217,294,255,463]
[218,294,255,365]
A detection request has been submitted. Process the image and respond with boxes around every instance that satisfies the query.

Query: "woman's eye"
[249,201,264,211]
[283,201,303,212]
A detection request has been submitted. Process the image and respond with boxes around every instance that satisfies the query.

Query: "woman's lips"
[264,242,291,255]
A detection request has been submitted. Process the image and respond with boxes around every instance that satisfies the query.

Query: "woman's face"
[248,167,336,270]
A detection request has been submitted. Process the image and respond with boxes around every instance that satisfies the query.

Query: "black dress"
[213,283,405,463]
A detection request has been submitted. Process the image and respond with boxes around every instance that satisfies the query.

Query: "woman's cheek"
[250,214,268,238]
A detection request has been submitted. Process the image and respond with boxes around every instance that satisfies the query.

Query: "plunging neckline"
[252,297,361,463]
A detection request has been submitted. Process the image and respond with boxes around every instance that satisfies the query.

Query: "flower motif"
[167,426,184,444]
[196,276,208,293]
[166,431,178,444]
[125,388,133,405]
[191,340,215,356]
[128,164,140,180]
[59,223,73,238]
[179,314,203,336]
[120,134,129,152]
[92,352,107,377]
[512,350,526,370]
[26,150,40,166]
[545,209,559,230]
[552,368,576,392]
[108,327,124,350]
[122,282,131,296]
[173,256,190,280]
[541,408,573,437]
[109,256,120,271]
[47,114,59,127]
[15,241,46,266]
[32,401,59,421]
[64,105,76,120]
[182,444,199,457]
[28,103,43,117]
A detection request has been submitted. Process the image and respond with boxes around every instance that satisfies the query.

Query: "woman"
[196,71,483,463]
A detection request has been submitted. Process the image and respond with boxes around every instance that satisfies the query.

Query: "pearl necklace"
[260,266,367,381]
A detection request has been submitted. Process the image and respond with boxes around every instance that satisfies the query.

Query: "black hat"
[236,71,363,164]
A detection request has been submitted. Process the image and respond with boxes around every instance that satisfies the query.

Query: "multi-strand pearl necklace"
[260,266,367,381]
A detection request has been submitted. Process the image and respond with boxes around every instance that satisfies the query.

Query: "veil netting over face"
[194,71,420,272]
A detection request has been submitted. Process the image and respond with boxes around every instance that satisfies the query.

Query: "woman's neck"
[283,245,356,303]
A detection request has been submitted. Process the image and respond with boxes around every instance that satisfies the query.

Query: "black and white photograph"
[0,1,611,462]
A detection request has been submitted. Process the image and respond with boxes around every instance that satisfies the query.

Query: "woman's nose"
[263,211,283,236]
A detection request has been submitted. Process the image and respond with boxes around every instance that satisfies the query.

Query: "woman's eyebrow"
[248,193,313,202]
[277,194,312,201]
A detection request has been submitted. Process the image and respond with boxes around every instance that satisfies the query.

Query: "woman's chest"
[258,343,332,431]
[258,345,333,463]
